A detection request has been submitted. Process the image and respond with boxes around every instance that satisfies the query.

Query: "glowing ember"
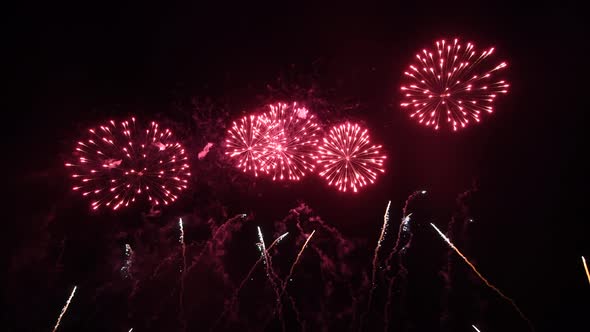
[65,117,191,210]
[400,38,509,131]
[317,122,386,192]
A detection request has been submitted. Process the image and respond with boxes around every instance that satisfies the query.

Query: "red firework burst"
[317,123,386,192]
[224,114,268,177]
[258,102,321,181]
[65,118,191,211]
[400,38,509,131]
[225,103,321,181]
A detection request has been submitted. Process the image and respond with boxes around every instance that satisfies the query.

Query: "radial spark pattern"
[400,38,509,131]
[65,118,190,210]
[225,103,321,181]
[258,102,321,181]
[317,123,386,192]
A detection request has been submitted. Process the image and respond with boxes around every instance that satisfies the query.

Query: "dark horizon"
[7,2,588,331]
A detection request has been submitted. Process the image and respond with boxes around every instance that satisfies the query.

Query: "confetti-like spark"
[179,218,187,332]
[317,122,386,192]
[400,38,509,131]
[431,223,534,331]
[52,286,77,332]
[472,325,482,332]
[65,117,190,210]
[212,232,288,331]
[257,102,321,181]
[362,201,391,330]
[582,256,590,285]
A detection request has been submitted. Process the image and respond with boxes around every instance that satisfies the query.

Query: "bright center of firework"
[400,38,509,131]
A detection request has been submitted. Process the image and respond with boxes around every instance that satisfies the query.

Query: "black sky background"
[6,1,589,331]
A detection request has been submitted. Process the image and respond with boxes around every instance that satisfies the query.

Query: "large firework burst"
[400,38,509,131]
[225,103,321,181]
[317,122,386,192]
[65,118,190,210]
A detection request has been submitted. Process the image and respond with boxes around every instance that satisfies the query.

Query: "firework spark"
[257,226,284,328]
[582,256,590,285]
[52,286,77,332]
[65,117,190,210]
[472,325,482,332]
[400,38,509,131]
[179,218,187,332]
[317,123,386,192]
[257,102,321,181]
[431,223,534,330]
[362,201,391,330]
[121,243,134,279]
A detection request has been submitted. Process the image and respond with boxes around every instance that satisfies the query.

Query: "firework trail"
[400,38,509,131]
[382,190,425,331]
[179,218,187,332]
[271,230,316,330]
[128,329,133,332]
[431,223,534,331]
[52,285,77,332]
[472,325,482,332]
[583,256,590,285]
[257,226,285,331]
[185,214,247,274]
[121,243,134,279]
[211,232,288,331]
[360,200,391,330]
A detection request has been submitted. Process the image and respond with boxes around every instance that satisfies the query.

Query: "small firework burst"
[317,122,386,192]
[65,117,191,211]
[400,38,509,131]
[224,115,268,177]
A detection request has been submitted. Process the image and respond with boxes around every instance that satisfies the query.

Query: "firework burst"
[400,38,509,131]
[258,102,321,181]
[317,123,386,192]
[65,118,190,210]
[224,115,268,177]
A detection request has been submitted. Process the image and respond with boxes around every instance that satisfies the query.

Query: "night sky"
[7,1,588,331]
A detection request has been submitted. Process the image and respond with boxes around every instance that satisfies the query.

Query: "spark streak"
[431,223,534,331]
[52,286,77,332]
[472,325,482,332]
[179,218,187,332]
[582,256,590,285]
[363,200,391,330]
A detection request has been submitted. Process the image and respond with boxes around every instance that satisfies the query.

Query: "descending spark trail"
[472,325,482,332]
[211,232,288,331]
[179,218,187,332]
[128,329,133,332]
[430,223,534,331]
[361,201,391,330]
[583,256,590,285]
[52,286,77,332]
[121,243,134,278]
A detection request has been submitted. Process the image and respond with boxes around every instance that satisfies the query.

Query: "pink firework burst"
[65,118,191,211]
[225,103,321,181]
[317,123,386,192]
[224,114,268,177]
[400,38,510,131]
[257,102,321,181]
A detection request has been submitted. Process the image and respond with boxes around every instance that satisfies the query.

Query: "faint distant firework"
[257,102,321,181]
[400,38,509,131]
[65,118,190,210]
[317,123,386,192]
